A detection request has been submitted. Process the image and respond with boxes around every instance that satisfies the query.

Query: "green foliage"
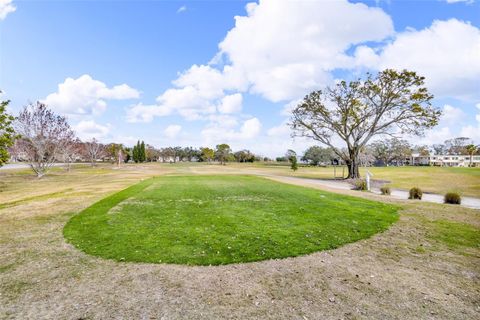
[408,187,423,200]
[380,186,391,195]
[64,175,398,265]
[132,140,145,163]
[215,143,231,164]
[444,192,461,205]
[290,156,298,171]
[200,147,215,162]
[301,146,334,165]
[0,98,15,167]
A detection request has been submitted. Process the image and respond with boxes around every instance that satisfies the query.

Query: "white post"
[366,170,373,191]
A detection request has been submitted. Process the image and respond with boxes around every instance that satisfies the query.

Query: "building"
[409,154,480,167]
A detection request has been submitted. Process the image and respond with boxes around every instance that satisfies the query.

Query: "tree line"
[294,136,479,168]
[0,101,271,177]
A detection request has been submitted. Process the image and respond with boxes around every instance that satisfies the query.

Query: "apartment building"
[409,153,480,167]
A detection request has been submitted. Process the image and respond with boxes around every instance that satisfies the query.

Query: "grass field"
[64,175,398,265]
[1,163,479,319]
[245,163,480,197]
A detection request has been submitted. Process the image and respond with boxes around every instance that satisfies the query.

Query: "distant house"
[409,154,480,167]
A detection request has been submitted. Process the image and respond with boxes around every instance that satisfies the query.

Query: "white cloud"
[74,120,111,140]
[177,5,187,13]
[217,93,243,114]
[126,0,394,122]
[442,104,466,124]
[217,0,393,102]
[0,0,16,20]
[201,117,262,145]
[44,75,140,116]
[164,125,182,139]
[444,0,474,3]
[267,123,291,137]
[377,19,480,101]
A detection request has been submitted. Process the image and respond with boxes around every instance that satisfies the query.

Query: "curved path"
[262,175,480,210]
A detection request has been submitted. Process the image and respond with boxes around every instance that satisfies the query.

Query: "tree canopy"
[291,69,441,178]
[0,98,15,167]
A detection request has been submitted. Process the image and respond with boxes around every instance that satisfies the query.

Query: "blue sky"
[1,0,479,157]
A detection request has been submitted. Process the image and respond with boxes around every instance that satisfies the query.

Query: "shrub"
[351,179,367,191]
[408,187,423,200]
[444,192,461,205]
[380,186,391,195]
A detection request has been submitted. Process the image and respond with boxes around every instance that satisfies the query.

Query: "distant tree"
[370,138,412,166]
[60,137,82,171]
[301,146,334,166]
[200,147,215,163]
[123,147,131,163]
[413,145,430,157]
[140,141,146,162]
[445,137,472,155]
[466,144,477,167]
[285,149,296,161]
[85,138,104,166]
[106,143,124,166]
[215,144,231,165]
[291,69,441,178]
[234,149,255,163]
[0,97,15,167]
[145,145,159,162]
[14,102,75,177]
[276,156,287,162]
[432,143,447,155]
[290,156,298,171]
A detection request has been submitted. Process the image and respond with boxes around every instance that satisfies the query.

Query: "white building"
[409,154,480,167]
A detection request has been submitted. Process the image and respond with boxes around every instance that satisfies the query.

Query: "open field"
[1,163,479,319]
[64,175,397,265]
[237,163,480,197]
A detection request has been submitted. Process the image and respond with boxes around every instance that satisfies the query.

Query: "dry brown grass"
[1,163,479,319]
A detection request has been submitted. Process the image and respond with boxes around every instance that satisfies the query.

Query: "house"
[409,154,480,167]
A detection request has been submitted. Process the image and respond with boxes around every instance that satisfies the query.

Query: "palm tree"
[466,144,477,167]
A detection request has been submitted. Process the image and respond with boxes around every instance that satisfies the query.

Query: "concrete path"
[264,175,480,210]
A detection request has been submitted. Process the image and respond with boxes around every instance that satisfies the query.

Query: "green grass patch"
[64,175,398,265]
[430,220,480,252]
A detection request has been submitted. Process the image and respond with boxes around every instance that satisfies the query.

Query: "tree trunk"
[346,158,360,179]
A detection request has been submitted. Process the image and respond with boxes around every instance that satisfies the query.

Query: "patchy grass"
[430,220,480,253]
[64,175,399,265]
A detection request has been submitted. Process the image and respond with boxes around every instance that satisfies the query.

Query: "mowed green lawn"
[64,175,398,265]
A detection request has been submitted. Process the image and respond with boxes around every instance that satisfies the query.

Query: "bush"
[380,186,391,195]
[444,192,461,205]
[351,179,367,191]
[408,187,423,200]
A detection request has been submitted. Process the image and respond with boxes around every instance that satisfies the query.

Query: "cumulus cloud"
[217,93,243,114]
[164,125,182,139]
[376,19,480,101]
[218,0,393,102]
[0,0,15,20]
[442,104,466,124]
[44,74,140,116]
[73,120,111,140]
[201,117,262,144]
[126,0,393,122]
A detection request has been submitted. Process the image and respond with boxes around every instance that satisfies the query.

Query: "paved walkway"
[264,175,480,210]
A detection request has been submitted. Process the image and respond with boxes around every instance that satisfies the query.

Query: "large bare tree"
[291,69,441,179]
[14,102,75,177]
